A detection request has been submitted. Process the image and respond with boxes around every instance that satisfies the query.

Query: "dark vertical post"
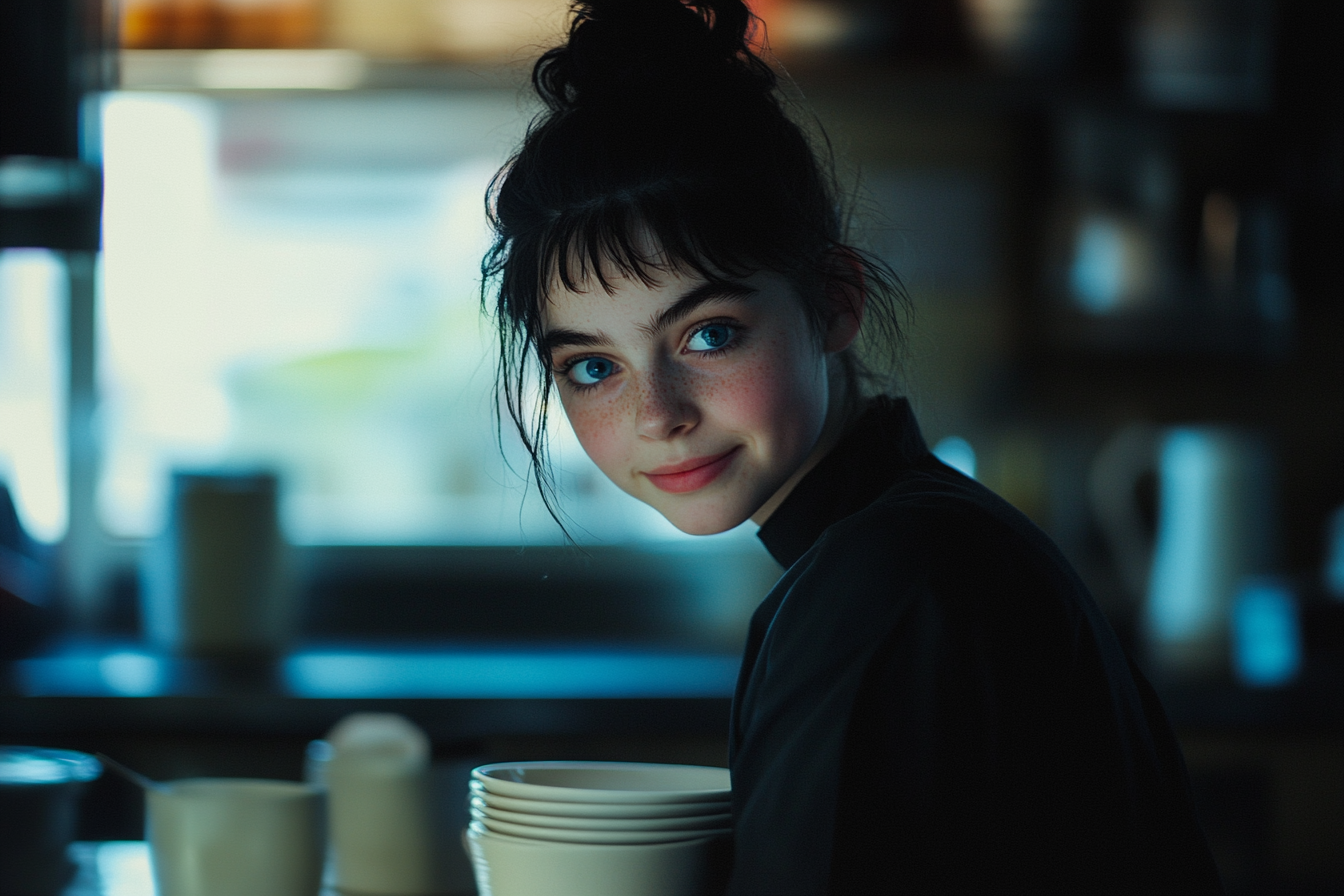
[1,0,112,628]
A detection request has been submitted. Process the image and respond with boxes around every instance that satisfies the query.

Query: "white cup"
[146,778,323,896]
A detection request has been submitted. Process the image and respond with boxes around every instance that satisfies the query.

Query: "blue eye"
[688,324,734,352]
[569,357,616,385]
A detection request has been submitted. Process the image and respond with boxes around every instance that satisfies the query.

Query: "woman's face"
[543,266,849,535]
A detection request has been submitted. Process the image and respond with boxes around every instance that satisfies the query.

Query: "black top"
[727,397,1221,895]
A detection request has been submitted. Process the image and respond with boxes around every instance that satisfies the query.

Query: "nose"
[634,367,698,441]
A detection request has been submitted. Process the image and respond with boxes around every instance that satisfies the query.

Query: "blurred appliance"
[1,0,112,629]
[0,0,109,252]
[1091,424,1276,678]
[1146,426,1275,677]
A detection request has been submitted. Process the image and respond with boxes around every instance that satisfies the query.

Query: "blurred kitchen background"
[1,0,1340,893]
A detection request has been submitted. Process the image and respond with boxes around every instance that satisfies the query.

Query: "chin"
[668,516,742,537]
[653,496,755,537]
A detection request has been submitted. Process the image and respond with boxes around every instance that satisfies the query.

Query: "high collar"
[756,396,930,569]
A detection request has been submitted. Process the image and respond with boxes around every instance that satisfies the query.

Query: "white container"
[146,778,322,896]
[324,713,444,895]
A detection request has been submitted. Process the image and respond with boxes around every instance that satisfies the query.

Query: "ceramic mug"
[146,778,323,896]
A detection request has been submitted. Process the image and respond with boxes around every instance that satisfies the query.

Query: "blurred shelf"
[4,638,1340,742]
[114,50,1278,119]
[1035,308,1294,361]
[8,639,740,700]
[1155,677,1344,736]
[0,693,731,743]
[0,639,737,742]
[117,49,529,92]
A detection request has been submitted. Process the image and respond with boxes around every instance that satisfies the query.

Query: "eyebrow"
[642,280,757,337]
[542,280,757,357]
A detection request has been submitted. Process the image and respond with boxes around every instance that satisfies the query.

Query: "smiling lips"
[644,446,742,493]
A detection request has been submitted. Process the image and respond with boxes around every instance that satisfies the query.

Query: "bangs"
[533,180,781,307]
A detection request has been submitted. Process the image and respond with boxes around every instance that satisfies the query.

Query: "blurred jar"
[1047,113,1180,320]
[0,748,102,896]
[140,471,293,658]
[962,0,1076,73]
[320,714,447,895]
[217,0,320,48]
[1064,203,1161,315]
[121,0,173,49]
[121,0,319,49]
[324,0,565,59]
[122,0,218,48]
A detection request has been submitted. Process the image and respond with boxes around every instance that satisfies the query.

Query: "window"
[0,249,67,544]
[98,91,734,546]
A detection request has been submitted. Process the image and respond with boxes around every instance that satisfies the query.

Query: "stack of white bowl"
[465,761,732,896]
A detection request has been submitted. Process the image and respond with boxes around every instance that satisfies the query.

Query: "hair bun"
[534,0,775,112]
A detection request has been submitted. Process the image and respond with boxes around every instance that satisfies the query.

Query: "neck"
[750,369,859,527]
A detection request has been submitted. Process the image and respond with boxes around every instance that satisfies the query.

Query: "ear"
[822,247,866,353]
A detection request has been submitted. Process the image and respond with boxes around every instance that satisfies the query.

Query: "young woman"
[482,1,1221,893]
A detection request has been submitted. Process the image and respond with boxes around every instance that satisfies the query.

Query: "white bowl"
[471,800,732,832]
[465,825,730,896]
[474,818,730,846]
[471,762,730,805]
[469,781,730,819]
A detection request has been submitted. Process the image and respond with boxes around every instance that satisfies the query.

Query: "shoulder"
[807,458,1074,589]
[770,458,1104,667]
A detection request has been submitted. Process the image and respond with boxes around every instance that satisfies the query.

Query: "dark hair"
[482,0,906,527]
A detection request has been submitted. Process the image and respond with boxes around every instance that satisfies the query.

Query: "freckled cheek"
[708,339,822,441]
[563,396,635,476]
